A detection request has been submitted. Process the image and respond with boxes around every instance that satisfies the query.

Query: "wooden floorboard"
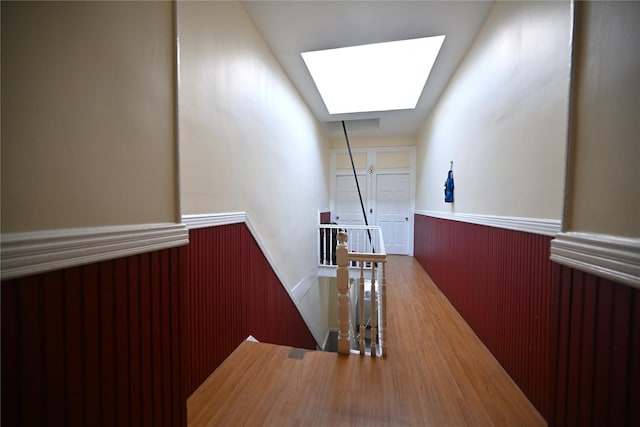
[188,255,546,426]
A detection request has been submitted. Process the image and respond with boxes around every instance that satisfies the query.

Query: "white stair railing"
[319,224,380,267]
[336,230,388,357]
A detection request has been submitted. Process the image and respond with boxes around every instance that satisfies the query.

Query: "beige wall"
[1,1,177,232]
[377,151,411,169]
[336,152,368,170]
[332,135,415,176]
[567,1,640,237]
[415,1,571,219]
[329,135,416,149]
[335,150,411,171]
[325,277,339,331]
[177,2,331,342]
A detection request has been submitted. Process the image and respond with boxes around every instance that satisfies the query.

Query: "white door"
[334,174,370,253]
[376,173,411,255]
[334,174,369,226]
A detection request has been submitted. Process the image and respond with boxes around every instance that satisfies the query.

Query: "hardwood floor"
[188,255,546,426]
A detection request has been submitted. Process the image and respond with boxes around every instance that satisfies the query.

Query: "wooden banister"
[336,231,351,355]
[336,230,387,357]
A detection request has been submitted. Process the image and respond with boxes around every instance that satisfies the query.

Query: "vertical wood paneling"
[171,247,184,427]
[83,263,101,427]
[609,285,632,427]
[137,254,153,426]
[159,250,172,427]
[99,262,116,427]
[1,247,185,427]
[577,273,597,427]
[552,263,570,426]
[182,223,317,397]
[115,258,130,427]
[65,266,84,427]
[42,271,65,426]
[629,300,640,425]
[551,265,640,427]
[2,222,315,427]
[566,270,585,427]
[2,281,18,426]
[127,257,142,427]
[414,214,553,421]
[19,276,43,426]
[149,252,161,426]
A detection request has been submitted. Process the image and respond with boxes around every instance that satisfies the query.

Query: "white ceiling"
[242,1,494,138]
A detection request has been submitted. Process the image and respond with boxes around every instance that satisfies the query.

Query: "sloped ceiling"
[242,1,494,138]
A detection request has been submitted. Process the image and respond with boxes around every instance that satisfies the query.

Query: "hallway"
[188,256,545,426]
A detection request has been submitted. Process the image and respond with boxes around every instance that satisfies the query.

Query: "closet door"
[334,174,370,253]
[375,173,410,255]
[334,174,369,226]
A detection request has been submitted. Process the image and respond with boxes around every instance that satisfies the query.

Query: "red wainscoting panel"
[182,223,317,397]
[551,264,640,427]
[320,211,331,224]
[2,221,317,427]
[1,247,185,427]
[414,214,554,421]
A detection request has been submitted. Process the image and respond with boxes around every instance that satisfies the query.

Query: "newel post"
[336,231,351,355]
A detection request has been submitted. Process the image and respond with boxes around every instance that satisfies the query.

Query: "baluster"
[354,230,360,255]
[320,227,326,265]
[325,226,329,265]
[351,229,357,266]
[345,229,350,264]
[359,262,365,355]
[336,232,351,355]
[329,228,338,265]
[328,227,333,265]
[364,228,369,253]
[370,263,378,356]
[363,229,367,253]
[380,262,387,357]
[373,230,378,253]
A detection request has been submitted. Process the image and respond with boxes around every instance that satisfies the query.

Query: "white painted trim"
[415,210,561,237]
[1,223,189,281]
[290,270,319,304]
[551,232,640,289]
[321,329,331,352]
[182,212,246,229]
[242,214,286,284]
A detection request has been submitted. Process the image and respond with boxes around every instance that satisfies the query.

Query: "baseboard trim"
[1,223,189,281]
[551,232,640,289]
[415,210,561,236]
[290,270,320,304]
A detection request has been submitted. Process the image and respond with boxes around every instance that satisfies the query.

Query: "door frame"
[330,146,416,256]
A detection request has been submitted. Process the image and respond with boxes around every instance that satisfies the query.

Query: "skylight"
[301,35,446,115]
